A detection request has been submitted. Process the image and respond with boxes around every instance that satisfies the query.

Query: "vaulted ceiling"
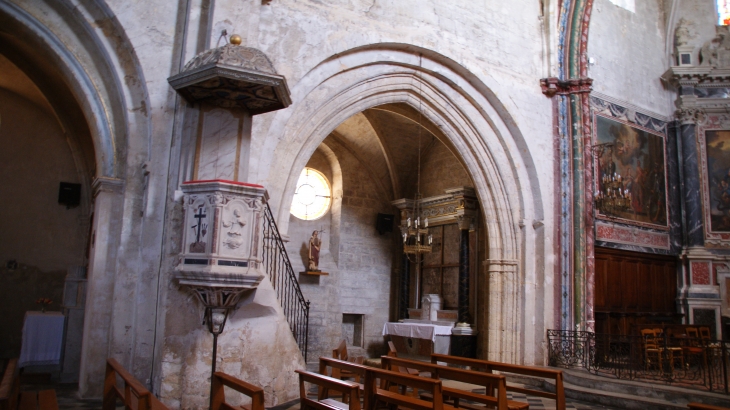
[325,102,468,202]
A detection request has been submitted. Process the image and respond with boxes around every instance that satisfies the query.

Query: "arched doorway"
[259,44,550,365]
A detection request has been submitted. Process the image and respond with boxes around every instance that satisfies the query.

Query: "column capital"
[92,177,124,197]
[675,107,706,125]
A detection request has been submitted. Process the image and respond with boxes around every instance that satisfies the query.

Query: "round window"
[290,168,331,220]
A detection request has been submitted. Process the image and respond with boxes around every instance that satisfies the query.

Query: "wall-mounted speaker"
[58,182,82,209]
[376,213,394,235]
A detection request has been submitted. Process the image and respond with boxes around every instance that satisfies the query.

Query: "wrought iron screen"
[547,329,729,394]
[262,203,310,361]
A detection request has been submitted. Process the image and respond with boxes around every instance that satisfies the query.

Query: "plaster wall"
[587,0,675,115]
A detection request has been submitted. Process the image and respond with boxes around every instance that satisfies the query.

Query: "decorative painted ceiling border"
[590,91,671,124]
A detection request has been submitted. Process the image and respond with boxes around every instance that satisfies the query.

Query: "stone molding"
[91,177,124,197]
[540,77,593,97]
[675,107,707,125]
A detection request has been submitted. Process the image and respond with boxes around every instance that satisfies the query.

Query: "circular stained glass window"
[290,168,331,220]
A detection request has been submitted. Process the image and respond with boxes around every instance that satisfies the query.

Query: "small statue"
[308,230,321,271]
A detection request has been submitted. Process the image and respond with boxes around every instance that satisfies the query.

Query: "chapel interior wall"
[0,78,88,358]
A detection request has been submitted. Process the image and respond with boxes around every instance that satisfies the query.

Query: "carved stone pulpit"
[167,35,291,399]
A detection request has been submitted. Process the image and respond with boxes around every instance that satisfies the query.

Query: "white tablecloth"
[382,322,453,342]
[18,311,65,368]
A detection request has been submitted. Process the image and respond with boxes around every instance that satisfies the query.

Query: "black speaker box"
[376,213,394,235]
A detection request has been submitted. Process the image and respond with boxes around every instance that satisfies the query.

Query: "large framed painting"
[698,115,730,246]
[593,114,669,229]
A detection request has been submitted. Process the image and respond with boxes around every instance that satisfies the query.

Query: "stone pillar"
[677,107,705,247]
[457,219,470,324]
[399,253,410,320]
[486,258,520,364]
[78,177,124,397]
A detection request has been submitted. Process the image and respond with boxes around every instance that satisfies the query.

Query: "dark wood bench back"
[211,372,265,410]
[319,357,368,379]
[363,367,443,410]
[431,353,565,410]
[688,403,730,410]
[103,358,169,410]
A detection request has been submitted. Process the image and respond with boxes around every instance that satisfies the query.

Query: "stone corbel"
[540,77,593,97]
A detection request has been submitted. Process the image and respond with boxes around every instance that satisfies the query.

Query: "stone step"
[505,367,730,410]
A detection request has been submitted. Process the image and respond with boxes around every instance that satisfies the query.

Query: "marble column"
[399,253,410,319]
[678,108,705,247]
[458,227,470,324]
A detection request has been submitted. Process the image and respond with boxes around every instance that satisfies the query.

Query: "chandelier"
[402,55,432,256]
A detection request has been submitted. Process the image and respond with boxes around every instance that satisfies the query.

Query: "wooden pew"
[363,367,447,410]
[103,358,169,410]
[0,359,19,410]
[296,370,361,410]
[432,353,565,410]
[18,390,58,410]
[211,372,265,410]
[318,357,369,402]
[688,404,730,410]
[382,356,523,410]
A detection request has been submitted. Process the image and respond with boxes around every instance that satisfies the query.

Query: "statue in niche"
[222,207,246,249]
[308,230,322,271]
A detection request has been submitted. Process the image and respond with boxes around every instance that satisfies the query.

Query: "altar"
[382,321,453,358]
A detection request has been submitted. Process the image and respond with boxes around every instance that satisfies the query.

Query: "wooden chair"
[103,358,169,410]
[210,372,264,410]
[382,356,523,410]
[296,370,361,410]
[362,367,445,410]
[641,328,663,371]
[431,353,566,410]
[333,341,364,383]
[0,359,19,410]
[643,329,683,372]
[387,341,419,376]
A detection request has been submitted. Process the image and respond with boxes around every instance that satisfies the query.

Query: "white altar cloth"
[382,322,453,342]
[18,311,65,368]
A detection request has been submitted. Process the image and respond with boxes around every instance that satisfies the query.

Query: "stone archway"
[258,44,551,365]
[0,0,159,395]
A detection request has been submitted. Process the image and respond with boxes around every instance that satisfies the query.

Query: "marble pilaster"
[678,113,704,247]
[399,253,410,320]
[485,258,520,364]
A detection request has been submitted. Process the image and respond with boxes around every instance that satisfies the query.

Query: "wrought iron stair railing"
[262,202,310,361]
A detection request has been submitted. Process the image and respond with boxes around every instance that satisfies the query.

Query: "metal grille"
[548,329,730,394]
[262,203,310,361]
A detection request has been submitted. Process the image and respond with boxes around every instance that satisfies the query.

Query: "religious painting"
[703,129,730,232]
[593,114,668,229]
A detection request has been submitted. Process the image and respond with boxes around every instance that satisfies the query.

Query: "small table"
[18,311,65,368]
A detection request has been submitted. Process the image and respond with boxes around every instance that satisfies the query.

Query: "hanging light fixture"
[403,55,432,256]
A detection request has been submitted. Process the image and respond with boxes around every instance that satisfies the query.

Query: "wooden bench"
[0,359,19,410]
[211,372,265,410]
[18,391,58,410]
[296,370,361,410]
[432,354,565,410]
[382,356,524,410]
[688,404,730,410]
[103,358,169,410]
[319,357,369,402]
[363,367,447,410]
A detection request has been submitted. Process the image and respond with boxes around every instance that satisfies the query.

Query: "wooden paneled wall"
[594,247,679,335]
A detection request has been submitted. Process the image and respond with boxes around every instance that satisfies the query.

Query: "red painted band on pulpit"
[182,179,264,188]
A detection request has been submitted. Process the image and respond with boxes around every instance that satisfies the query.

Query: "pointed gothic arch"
[258,44,551,364]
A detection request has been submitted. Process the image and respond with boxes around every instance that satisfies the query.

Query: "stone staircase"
[507,367,730,410]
